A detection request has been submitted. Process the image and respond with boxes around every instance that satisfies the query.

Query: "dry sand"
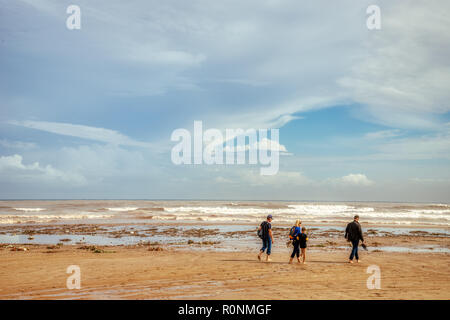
[0,244,449,300]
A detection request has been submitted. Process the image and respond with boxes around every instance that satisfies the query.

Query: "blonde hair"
[295,219,302,227]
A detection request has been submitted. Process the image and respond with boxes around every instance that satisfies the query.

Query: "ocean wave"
[0,213,114,224]
[160,204,450,225]
[149,214,449,226]
[106,207,139,212]
[163,204,375,216]
[408,209,450,214]
[2,201,449,226]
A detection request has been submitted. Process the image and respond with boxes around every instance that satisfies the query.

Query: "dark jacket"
[345,221,364,242]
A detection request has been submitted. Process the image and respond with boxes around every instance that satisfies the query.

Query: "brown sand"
[0,245,449,300]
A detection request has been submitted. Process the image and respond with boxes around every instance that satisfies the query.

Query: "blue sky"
[0,0,449,201]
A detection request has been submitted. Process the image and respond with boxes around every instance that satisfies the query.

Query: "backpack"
[258,221,267,239]
[257,228,264,239]
[289,226,298,240]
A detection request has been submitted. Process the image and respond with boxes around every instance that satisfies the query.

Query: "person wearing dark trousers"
[258,215,274,262]
[345,215,364,263]
[289,219,302,264]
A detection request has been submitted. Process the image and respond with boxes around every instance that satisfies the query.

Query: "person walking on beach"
[258,215,274,262]
[288,219,302,264]
[345,215,364,263]
[299,227,308,264]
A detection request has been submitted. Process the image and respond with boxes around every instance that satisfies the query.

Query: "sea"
[0,200,448,251]
[1,200,449,226]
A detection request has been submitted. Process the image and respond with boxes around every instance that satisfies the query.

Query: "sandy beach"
[1,239,449,300]
[1,201,449,300]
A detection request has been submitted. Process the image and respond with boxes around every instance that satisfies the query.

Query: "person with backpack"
[288,219,302,264]
[257,214,274,262]
[345,215,365,263]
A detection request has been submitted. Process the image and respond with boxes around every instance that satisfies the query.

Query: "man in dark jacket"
[258,215,274,262]
[345,215,364,263]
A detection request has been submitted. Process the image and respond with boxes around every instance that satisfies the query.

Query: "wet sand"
[0,243,449,300]
[1,222,448,248]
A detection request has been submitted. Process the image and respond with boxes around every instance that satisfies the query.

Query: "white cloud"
[0,154,36,171]
[0,154,86,185]
[7,1,449,132]
[256,138,287,153]
[206,169,373,189]
[0,144,167,197]
[56,144,150,178]
[364,130,401,140]
[338,1,450,129]
[207,95,346,131]
[127,47,206,67]
[203,128,290,156]
[9,0,361,129]
[374,131,450,160]
[329,174,374,187]
[2,1,449,201]
[290,127,450,164]
[9,120,153,148]
[0,139,37,149]
[221,137,288,153]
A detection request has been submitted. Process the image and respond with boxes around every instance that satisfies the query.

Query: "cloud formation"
[9,120,153,148]
[336,174,374,187]
[0,154,86,185]
[0,1,448,200]
[338,1,450,129]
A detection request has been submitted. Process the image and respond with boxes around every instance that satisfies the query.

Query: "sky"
[0,0,449,201]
